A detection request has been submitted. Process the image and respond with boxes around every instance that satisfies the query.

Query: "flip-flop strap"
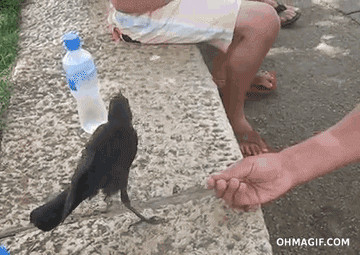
[275,2,287,13]
[281,11,301,27]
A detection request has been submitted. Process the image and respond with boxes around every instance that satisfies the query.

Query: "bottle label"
[67,65,96,91]
[68,71,86,91]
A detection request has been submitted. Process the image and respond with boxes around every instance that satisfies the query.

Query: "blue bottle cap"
[63,32,82,51]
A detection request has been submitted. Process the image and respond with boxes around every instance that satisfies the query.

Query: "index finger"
[211,160,252,182]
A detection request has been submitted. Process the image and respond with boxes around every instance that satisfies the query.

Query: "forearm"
[282,104,360,186]
[111,0,170,14]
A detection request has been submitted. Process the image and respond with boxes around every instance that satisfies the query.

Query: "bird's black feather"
[30,93,141,231]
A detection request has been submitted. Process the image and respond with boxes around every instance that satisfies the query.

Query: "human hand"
[207,153,295,211]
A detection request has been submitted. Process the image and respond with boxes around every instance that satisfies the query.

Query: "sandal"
[214,71,277,100]
[275,1,301,27]
[246,71,277,100]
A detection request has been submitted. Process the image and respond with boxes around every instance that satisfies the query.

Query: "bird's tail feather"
[30,180,98,232]
[62,182,93,221]
[30,190,69,231]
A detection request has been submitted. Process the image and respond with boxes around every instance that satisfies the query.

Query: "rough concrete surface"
[198,0,360,254]
[0,0,272,254]
[1,0,360,254]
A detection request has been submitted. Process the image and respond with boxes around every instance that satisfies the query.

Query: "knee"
[234,4,280,44]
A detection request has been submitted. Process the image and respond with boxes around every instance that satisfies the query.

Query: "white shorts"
[107,0,241,45]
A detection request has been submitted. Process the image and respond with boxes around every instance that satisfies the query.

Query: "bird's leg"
[123,201,165,229]
[120,189,165,228]
[103,195,113,212]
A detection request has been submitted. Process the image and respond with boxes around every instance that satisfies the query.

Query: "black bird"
[30,93,163,231]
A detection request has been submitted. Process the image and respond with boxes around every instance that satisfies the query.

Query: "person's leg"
[213,1,280,156]
[211,43,276,92]
[108,0,279,156]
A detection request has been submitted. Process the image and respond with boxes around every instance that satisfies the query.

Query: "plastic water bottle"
[62,32,107,134]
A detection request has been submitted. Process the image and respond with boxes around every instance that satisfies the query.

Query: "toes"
[244,145,253,157]
[286,12,296,20]
[250,144,261,155]
[285,5,300,13]
[264,71,276,87]
[240,144,245,155]
[281,9,297,21]
[253,71,274,89]
[285,9,296,16]
[257,139,269,153]
[240,144,250,157]
[260,143,270,153]
[263,71,274,81]
[240,143,266,157]
[247,145,254,156]
[245,144,262,156]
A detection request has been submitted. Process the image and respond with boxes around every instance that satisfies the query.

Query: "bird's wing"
[62,147,96,220]
[61,123,113,220]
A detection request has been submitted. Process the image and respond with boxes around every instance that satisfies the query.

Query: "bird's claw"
[146,216,166,224]
[128,216,166,229]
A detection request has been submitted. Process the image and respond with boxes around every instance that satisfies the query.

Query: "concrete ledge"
[0,0,271,254]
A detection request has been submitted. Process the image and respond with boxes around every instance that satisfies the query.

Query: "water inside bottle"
[78,95,108,133]
[75,78,108,134]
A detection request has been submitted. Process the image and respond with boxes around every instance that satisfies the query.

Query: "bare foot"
[232,118,271,157]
